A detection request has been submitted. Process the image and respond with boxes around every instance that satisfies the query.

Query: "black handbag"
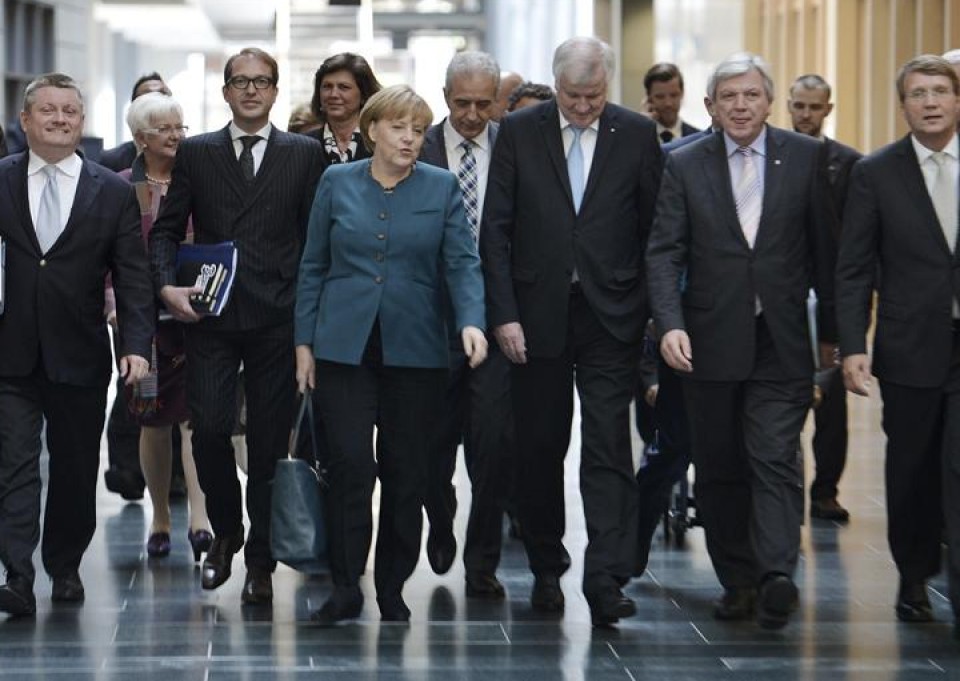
[270,389,328,573]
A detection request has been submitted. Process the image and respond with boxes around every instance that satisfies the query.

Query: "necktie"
[457,140,479,241]
[36,165,61,253]
[567,126,585,213]
[734,146,762,248]
[659,130,674,144]
[239,135,261,182]
[931,151,958,254]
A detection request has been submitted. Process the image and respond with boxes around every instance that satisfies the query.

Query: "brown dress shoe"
[713,587,756,621]
[757,574,798,630]
[0,578,36,617]
[51,572,85,603]
[810,498,850,522]
[896,580,933,623]
[465,573,505,600]
[241,568,273,605]
[531,574,564,612]
[201,532,244,590]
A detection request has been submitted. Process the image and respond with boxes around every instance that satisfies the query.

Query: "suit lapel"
[700,132,747,247]
[58,161,103,250]
[537,101,575,210]
[211,126,248,203]
[893,135,955,257]
[755,127,788,250]
[581,107,615,210]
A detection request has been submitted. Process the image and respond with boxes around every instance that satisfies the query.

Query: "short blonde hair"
[358,85,433,151]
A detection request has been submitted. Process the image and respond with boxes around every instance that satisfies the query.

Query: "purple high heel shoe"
[147,532,171,557]
[188,529,214,563]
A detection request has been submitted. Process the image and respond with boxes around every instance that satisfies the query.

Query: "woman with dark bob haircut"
[306,52,382,168]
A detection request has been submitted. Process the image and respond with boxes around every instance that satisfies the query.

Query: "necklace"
[145,173,171,186]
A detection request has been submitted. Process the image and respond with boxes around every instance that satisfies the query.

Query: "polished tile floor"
[2,389,960,679]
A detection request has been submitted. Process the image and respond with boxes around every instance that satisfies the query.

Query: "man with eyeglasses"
[647,53,837,630]
[149,47,324,606]
[837,54,960,631]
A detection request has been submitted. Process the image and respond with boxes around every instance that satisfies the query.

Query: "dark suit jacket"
[480,99,662,357]
[100,141,137,173]
[823,137,862,224]
[680,121,700,138]
[0,152,154,386]
[149,125,324,331]
[419,119,499,170]
[837,134,960,388]
[646,126,837,381]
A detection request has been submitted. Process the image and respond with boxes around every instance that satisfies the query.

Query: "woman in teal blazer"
[295,85,486,624]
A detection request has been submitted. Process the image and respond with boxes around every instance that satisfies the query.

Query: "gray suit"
[646,125,836,587]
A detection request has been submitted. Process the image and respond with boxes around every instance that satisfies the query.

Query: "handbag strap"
[289,389,320,465]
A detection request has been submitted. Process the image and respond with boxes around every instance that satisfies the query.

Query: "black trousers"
[315,352,446,598]
[0,368,106,584]
[106,329,142,482]
[635,354,691,574]
[185,322,294,571]
[810,367,848,501]
[425,341,514,575]
[512,288,640,596]
[683,318,810,589]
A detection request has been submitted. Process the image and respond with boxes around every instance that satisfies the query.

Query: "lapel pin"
[774,159,781,165]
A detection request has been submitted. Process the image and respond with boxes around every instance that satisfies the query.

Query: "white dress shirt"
[27,150,82,236]
[443,118,492,222]
[230,122,272,176]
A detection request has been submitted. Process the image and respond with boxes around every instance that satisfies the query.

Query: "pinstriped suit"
[149,124,324,570]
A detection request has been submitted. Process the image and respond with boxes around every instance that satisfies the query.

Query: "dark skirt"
[126,321,190,427]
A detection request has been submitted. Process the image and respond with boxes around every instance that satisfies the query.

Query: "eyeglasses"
[227,76,275,91]
[143,125,189,136]
[906,87,956,102]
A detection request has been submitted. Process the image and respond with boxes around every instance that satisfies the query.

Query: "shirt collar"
[443,118,490,153]
[911,133,959,164]
[656,120,683,140]
[27,150,82,177]
[724,125,768,159]
[558,109,601,133]
[229,121,272,143]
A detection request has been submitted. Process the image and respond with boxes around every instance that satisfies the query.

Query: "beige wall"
[747,0,960,153]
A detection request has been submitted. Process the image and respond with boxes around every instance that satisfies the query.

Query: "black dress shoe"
[201,532,244,591]
[241,568,273,606]
[311,585,364,625]
[0,578,36,617]
[465,572,505,600]
[588,588,636,627]
[896,580,933,623]
[104,468,145,501]
[531,574,564,612]
[377,593,411,622]
[51,572,85,603]
[713,587,757,621]
[810,498,851,522]
[426,526,457,575]
[757,574,798,630]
